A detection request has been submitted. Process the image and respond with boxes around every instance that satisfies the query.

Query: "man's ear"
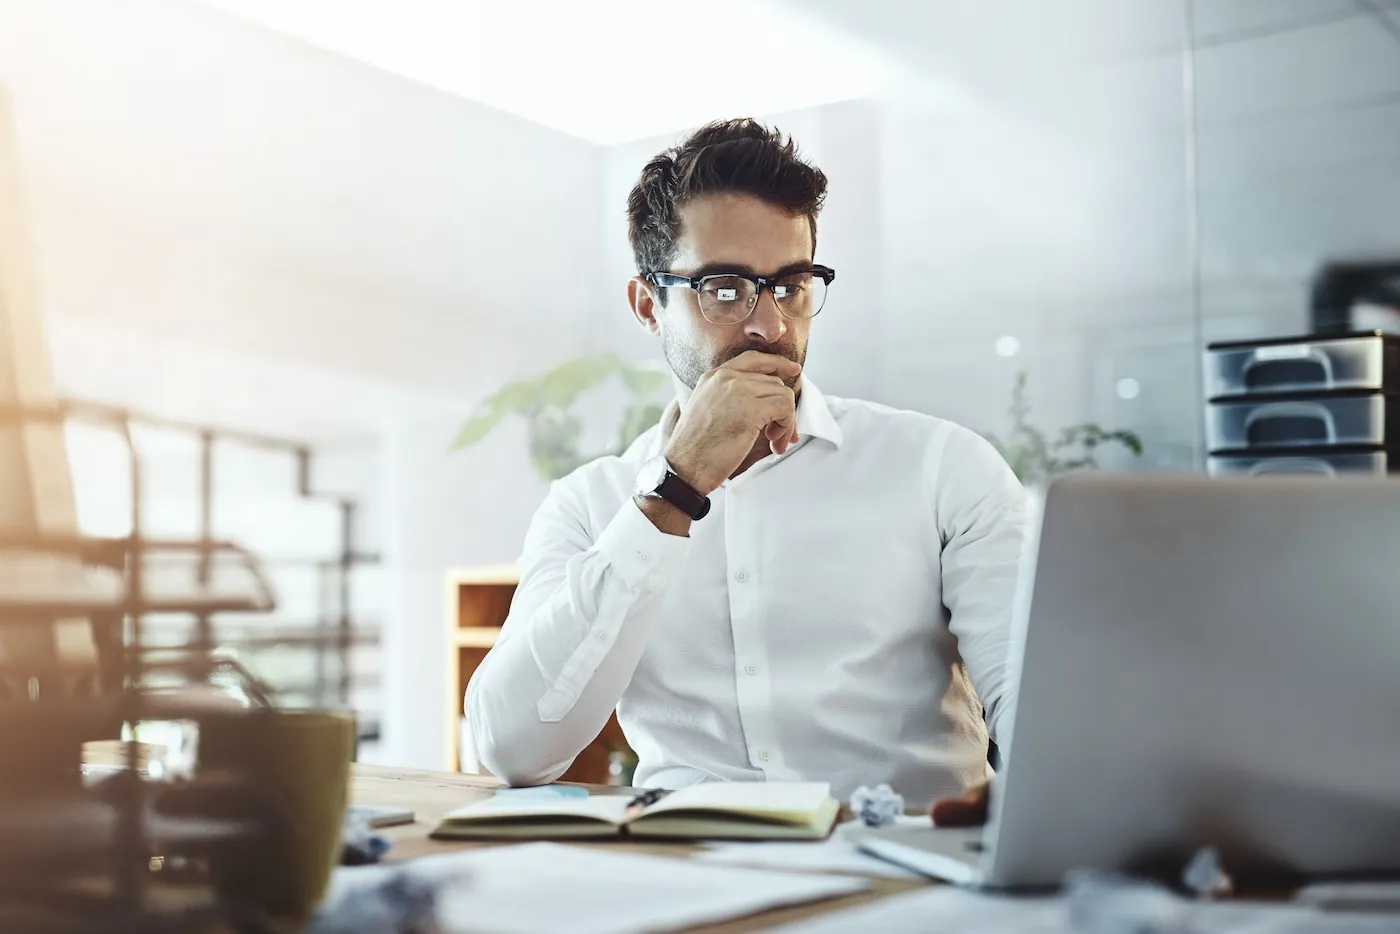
[628,276,661,335]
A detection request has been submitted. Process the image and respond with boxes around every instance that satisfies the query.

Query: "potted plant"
[450,354,671,481]
[984,370,1144,486]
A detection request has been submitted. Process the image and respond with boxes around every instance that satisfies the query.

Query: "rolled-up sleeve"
[466,475,690,786]
[925,424,1028,750]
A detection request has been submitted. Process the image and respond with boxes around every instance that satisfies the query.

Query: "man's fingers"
[734,377,797,401]
[759,394,797,432]
[721,350,802,379]
[764,409,799,456]
[930,783,990,828]
[930,797,986,828]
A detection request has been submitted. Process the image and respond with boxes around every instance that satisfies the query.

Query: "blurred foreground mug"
[197,708,355,921]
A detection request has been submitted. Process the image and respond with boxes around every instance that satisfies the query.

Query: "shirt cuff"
[593,498,692,592]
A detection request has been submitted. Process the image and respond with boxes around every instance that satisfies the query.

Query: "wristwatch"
[635,456,711,521]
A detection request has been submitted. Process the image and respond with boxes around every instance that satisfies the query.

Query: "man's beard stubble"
[662,330,805,391]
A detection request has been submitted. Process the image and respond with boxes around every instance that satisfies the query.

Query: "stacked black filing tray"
[1205,331,1400,477]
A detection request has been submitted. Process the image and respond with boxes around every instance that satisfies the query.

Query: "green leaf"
[536,354,623,407]
[1053,426,1081,449]
[619,364,669,396]
[451,354,674,461]
[1010,447,1034,483]
[617,403,664,451]
[1025,424,1049,461]
[449,412,506,450]
[488,380,541,415]
[1115,431,1145,456]
[448,378,539,451]
[527,407,586,480]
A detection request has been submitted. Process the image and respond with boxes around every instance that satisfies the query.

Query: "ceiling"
[196,0,1400,146]
[197,0,971,144]
[797,0,1400,116]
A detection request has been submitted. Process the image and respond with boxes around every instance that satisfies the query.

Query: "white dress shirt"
[466,380,1027,805]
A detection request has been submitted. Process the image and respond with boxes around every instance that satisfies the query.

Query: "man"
[467,118,1023,818]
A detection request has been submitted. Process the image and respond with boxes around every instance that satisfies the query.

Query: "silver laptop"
[856,474,1400,890]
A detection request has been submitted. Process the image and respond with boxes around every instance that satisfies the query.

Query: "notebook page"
[440,794,633,825]
[644,782,832,819]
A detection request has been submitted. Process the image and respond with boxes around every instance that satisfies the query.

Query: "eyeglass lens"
[697,272,828,325]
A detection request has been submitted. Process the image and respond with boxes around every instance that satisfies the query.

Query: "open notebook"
[431,782,840,842]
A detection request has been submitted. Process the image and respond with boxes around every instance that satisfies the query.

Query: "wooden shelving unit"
[444,565,626,783]
[453,627,504,649]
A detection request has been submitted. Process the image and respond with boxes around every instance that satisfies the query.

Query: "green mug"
[196,709,355,922]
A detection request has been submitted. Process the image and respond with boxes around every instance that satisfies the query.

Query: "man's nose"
[743,287,787,344]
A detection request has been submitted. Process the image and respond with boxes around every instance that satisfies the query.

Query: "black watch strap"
[656,469,711,521]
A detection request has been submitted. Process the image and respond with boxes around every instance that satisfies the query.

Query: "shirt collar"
[793,379,844,449]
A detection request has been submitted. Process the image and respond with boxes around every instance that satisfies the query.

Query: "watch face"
[635,456,669,497]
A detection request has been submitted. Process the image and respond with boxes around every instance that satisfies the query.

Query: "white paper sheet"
[426,842,870,934]
[694,814,927,879]
[765,885,1400,934]
[767,888,1062,933]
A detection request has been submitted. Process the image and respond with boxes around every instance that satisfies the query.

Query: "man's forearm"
[467,581,666,785]
[466,499,689,785]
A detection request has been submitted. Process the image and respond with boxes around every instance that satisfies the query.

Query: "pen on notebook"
[627,788,670,809]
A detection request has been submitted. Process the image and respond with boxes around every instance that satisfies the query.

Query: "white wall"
[0,0,604,390]
[875,48,1200,470]
[1193,7,1400,342]
[2,0,605,767]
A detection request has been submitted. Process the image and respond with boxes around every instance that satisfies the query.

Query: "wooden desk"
[353,763,932,932]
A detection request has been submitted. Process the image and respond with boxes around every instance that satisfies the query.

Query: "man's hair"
[626,118,828,301]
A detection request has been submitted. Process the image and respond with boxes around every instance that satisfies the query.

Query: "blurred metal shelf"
[0,537,275,620]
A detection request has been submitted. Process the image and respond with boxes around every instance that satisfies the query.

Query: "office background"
[1,0,1397,769]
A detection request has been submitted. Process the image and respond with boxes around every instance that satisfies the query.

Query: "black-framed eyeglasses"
[646,264,835,326]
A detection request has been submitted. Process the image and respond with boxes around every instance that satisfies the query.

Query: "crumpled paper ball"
[340,809,393,866]
[1182,846,1233,899]
[308,869,441,934]
[1064,869,1185,934]
[849,783,905,827]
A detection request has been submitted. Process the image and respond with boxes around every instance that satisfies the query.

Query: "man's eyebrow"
[688,261,813,279]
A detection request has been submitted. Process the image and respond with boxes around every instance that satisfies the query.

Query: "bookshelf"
[444,566,626,783]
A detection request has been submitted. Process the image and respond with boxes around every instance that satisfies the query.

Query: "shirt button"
[595,631,608,643]
[730,486,742,498]
[637,551,649,562]
[734,571,748,583]
[745,664,757,675]
[759,750,771,762]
